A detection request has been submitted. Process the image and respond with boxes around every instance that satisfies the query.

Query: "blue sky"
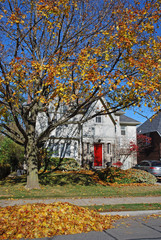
[125,9,161,125]
[124,106,155,123]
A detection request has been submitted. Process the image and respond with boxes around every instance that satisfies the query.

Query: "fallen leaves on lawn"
[105,183,153,187]
[0,202,125,239]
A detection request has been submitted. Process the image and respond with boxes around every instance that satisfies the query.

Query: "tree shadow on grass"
[0,172,96,186]
[39,172,96,186]
[0,175,27,186]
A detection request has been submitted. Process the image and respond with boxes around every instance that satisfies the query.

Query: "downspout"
[78,123,81,165]
[78,123,84,167]
[80,124,84,167]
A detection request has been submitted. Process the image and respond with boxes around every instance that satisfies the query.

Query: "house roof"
[114,110,125,116]
[137,110,161,136]
[120,115,141,126]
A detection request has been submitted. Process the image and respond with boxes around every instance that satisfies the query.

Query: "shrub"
[0,164,11,180]
[38,147,80,171]
[39,171,95,186]
[45,157,80,171]
[96,167,133,184]
[56,158,80,171]
[96,167,157,184]
[0,137,24,171]
[127,168,157,184]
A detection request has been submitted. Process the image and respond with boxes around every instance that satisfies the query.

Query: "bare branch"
[0,130,24,146]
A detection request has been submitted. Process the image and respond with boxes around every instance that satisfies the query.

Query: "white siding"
[36,99,138,169]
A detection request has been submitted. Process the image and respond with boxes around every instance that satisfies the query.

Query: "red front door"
[94,144,102,166]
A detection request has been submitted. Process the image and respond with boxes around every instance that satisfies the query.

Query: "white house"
[36,100,140,169]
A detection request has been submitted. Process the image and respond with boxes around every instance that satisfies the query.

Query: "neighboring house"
[36,100,140,169]
[137,110,161,162]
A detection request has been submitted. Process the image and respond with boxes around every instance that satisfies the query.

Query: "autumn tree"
[137,134,152,151]
[113,139,138,167]
[137,134,152,161]
[0,0,160,188]
[113,134,152,167]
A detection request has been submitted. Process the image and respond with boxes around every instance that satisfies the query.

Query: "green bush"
[96,167,157,184]
[39,172,95,186]
[127,168,157,184]
[96,167,133,184]
[46,157,80,171]
[0,137,24,171]
[0,164,11,180]
[38,147,80,171]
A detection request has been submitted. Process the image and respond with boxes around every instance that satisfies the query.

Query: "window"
[87,143,90,154]
[66,143,71,156]
[60,105,67,114]
[144,162,150,166]
[96,115,102,123]
[145,133,151,146]
[74,142,77,157]
[121,126,126,135]
[48,139,54,151]
[140,161,150,166]
[60,143,65,157]
[107,143,111,154]
[56,126,61,137]
[53,143,59,156]
[152,162,161,167]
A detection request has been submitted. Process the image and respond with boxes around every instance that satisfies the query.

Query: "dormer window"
[96,115,102,123]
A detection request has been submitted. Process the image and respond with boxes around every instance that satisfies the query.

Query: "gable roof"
[120,115,141,126]
[137,110,161,136]
[114,110,125,116]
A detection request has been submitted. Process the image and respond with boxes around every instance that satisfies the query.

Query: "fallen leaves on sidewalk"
[0,202,125,239]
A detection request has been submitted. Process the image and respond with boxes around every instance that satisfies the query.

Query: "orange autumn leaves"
[0,202,124,239]
[0,0,160,112]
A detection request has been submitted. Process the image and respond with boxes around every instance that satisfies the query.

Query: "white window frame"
[121,126,126,135]
[107,143,111,154]
[96,115,102,123]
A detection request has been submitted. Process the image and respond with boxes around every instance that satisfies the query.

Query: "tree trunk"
[26,124,40,189]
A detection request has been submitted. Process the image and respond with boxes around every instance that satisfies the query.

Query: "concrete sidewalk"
[1,196,161,208]
[1,196,161,216]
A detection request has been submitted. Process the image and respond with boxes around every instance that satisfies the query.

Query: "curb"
[100,209,161,216]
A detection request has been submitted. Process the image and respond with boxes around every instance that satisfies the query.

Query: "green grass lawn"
[85,203,161,212]
[0,171,161,200]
